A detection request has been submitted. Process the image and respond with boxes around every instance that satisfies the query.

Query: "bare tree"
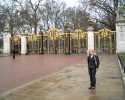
[27,0,43,34]
[80,0,121,30]
[63,7,93,31]
[41,0,66,30]
[0,5,7,33]
[0,0,18,34]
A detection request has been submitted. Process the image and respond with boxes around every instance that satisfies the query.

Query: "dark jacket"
[94,55,100,68]
[88,54,100,69]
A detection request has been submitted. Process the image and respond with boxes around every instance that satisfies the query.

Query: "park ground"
[0,54,125,100]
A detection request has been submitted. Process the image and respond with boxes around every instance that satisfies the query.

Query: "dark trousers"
[89,68,96,87]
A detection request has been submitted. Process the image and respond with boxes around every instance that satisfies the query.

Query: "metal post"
[68,33,71,55]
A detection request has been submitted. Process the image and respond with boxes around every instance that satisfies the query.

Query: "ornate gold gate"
[94,28,116,54]
[25,28,116,54]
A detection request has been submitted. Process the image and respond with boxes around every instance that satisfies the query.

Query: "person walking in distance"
[87,49,100,89]
[12,45,16,59]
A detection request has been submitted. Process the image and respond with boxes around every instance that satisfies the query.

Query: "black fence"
[118,54,125,73]
[0,37,3,54]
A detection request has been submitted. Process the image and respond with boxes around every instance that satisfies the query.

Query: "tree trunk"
[34,14,37,34]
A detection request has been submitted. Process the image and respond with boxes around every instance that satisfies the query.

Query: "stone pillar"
[116,21,125,53]
[21,36,27,54]
[109,35,112,53]
[98,35,101,50]
[3,34,11,54]
[87,27,94,50]
[116,3,125,53]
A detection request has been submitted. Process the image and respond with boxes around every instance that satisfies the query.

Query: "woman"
[87,50,100,89]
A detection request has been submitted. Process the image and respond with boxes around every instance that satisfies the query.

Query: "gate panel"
[95,28,116,54]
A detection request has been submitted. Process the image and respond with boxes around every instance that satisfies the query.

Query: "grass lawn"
[119,53,125,63]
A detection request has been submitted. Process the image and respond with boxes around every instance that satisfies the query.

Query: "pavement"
[0,54,83,94]
[0,55,125,100]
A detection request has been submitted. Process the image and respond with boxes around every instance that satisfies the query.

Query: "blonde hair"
[87,49,96,56]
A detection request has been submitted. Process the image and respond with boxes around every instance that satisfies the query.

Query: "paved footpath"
[0,55,83,94]
[0,55,125,100]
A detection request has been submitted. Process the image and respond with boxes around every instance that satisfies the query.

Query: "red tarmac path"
[0,54,84,94]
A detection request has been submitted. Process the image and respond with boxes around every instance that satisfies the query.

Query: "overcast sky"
[0,0,80,8]
[63,0,79,7]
